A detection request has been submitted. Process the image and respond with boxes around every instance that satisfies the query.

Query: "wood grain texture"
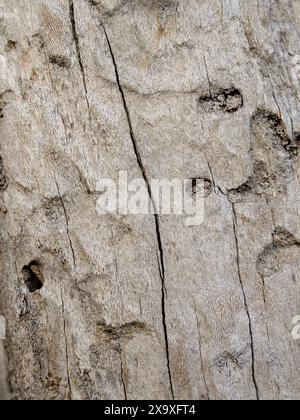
[0,0,300,400]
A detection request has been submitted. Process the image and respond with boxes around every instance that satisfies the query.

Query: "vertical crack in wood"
[68,0,91,119]
[205,154,217,193]
[203,54,212,98]
[193,301,210,400]
[232,204,260,400]
[102,23,175,399]
[60,286,72,399]
[55,180,77,269]
[118,340,128,400]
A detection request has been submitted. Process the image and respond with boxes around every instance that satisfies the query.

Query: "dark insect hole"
[22,261,44,293]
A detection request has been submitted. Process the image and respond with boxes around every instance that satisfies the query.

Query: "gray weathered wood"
[0,0,300,400]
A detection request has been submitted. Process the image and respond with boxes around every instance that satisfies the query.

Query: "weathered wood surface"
[0,0,300,400]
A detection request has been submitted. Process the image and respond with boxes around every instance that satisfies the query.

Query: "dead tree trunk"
[1,0,300,400]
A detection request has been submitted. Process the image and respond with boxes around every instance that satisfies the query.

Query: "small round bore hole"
[22,261,44,293]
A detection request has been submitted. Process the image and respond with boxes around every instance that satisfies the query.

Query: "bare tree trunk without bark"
[1,0,300,400]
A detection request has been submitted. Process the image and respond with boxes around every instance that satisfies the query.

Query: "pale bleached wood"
[0,0,300,400]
